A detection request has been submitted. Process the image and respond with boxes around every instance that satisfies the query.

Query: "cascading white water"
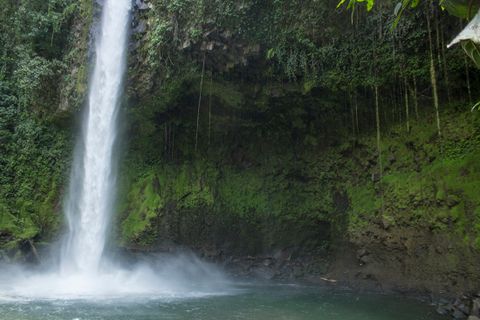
[61,0,131,274]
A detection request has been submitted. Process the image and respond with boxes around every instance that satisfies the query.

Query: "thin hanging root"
[405,77,410,133]
[208,73,213,146]
[194,52,206,152]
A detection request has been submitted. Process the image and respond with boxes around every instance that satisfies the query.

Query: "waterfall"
[61,0,131,274]
[0,0,230,300]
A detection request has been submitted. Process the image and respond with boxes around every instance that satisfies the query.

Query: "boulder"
[452,309,467,320]
[133,21,146,34]
[471,298,480,317]
[262,258,274,267]
[252,266,275,280]
[458,304,471,315]
[381,217,391,230]
[356,248,367,258]
[135,0,150,10]
[436,305,450,316]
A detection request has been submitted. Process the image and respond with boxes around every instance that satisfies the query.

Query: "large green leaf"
[338,0,479,19]
[337,0,374,11]
[440,0,478,19]
[461,40,480,68]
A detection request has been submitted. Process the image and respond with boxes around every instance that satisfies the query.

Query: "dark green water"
[0,284,446,320]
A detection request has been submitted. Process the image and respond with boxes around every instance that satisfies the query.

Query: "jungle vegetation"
[0,0,479,259]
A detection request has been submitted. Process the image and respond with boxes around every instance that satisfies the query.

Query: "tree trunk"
[375,85,383,178]
[413,76,419,120]
[168,124,172,158]
[194,52,206,152]
[426,2,442,138]
[383,93,388,127]
[440,24,451,103]
[465,55,472,104]
[164,124,168,155]
[349,91,356,137]
[208,73,213,146]
[394,81,402,123]
[404,77,410,132]
[375,85,386,213]
[355,91,360,134]
[391,90,396,124]
[459,19,472,104]
[434,6,442,75]
[171,129,175,161]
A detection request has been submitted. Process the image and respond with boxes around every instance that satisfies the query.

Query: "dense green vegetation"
[0,0,91,251]
[0,0,479,293]
[338,0,479,20]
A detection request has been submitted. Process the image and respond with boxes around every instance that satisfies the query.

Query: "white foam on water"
[0,254,232,301]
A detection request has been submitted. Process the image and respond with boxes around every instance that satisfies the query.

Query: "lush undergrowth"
[347,108,480,248]
[117,103,480,255]
[0,0,91,255]
[0,109,70,251]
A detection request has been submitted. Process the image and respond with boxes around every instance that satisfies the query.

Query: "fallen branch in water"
[320,277,338,283]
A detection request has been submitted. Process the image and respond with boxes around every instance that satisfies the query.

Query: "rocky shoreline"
[223,255,480,320]
[190,248,480,320]
[434,296,480,320]
[1,242,479,320]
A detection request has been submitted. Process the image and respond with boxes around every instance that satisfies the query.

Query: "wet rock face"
[133,20,146,34]
[127,0,264,99]
[135,0,151,11]
[217,251,331,283]
[472,298,480,317]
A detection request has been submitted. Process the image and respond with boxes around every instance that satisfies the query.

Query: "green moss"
[0,206,39,249]
[348,182,380,215]
[75,65,87,96]
[343,109,480,248]
[347,182,381,231]
[120,163,218,245]
[36,181,61,236]
[78,0,93,20]
[217,169,269,217]
[120,172,164,244]
[171,164,215,208]
[118,152,336,249]
[204,81,244,108]
[117,92,480,255]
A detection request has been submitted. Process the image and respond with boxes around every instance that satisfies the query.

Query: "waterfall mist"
[0,253,231,300]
